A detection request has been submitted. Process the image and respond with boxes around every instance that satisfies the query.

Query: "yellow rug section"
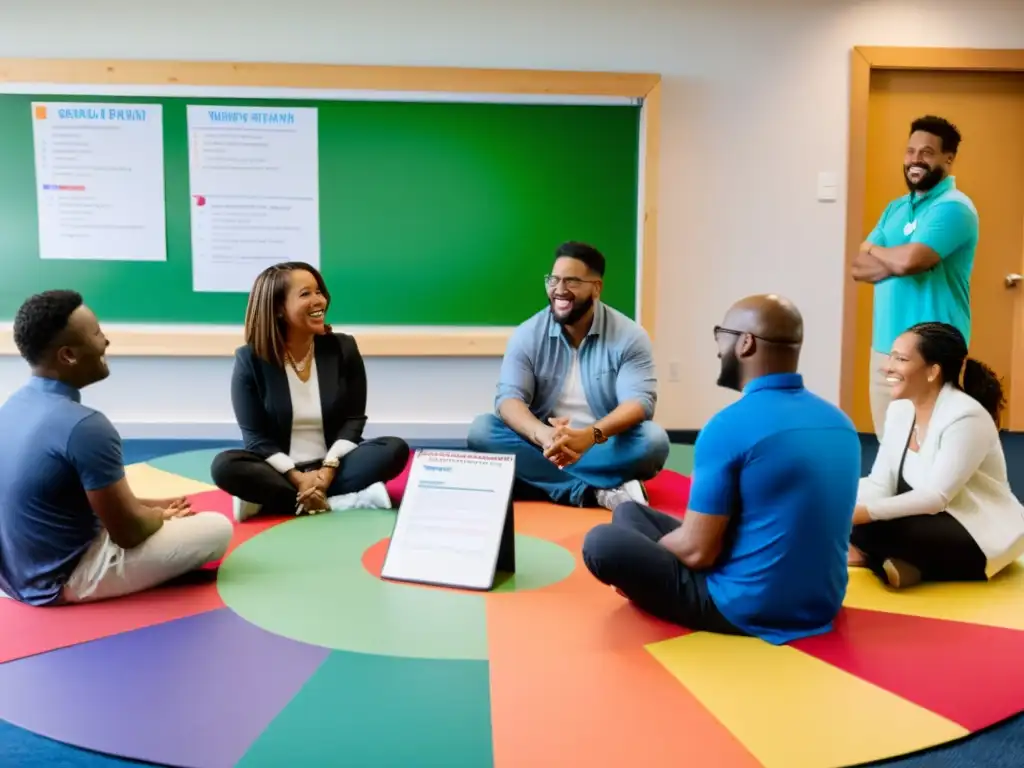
[843,562,1024,631]
[124,463,216,498]
[646,632,968,768]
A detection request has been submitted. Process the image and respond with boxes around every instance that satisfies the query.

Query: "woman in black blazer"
[211,261,410,521]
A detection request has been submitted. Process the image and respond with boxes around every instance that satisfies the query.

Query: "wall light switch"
[817,172,838,202]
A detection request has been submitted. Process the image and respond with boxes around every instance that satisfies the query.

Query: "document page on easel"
[381,449,515,590]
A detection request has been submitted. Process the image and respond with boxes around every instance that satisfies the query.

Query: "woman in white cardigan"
[851,321,1024,589]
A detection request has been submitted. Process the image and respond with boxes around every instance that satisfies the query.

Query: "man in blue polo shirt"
[582,295,861,644]
[853,115,978,437]
[0,290,232,606]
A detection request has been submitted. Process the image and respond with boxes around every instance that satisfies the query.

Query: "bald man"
[582,295,861,645]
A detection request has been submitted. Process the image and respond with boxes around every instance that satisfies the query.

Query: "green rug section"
[219,511,486,660]
[237,651,493,768]
[217,510,574,660]
[146,447,222,484]
[665,443,694,475]
[489,535,576,593]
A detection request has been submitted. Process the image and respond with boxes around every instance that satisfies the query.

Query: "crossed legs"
[850,512,987,588]
[466,414,670,507]
[581,502,743,634]
[211,437,410,517]
[62,512,233,603]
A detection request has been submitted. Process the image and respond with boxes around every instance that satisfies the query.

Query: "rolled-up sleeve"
[614,332,658,419]
[494,328,535,412]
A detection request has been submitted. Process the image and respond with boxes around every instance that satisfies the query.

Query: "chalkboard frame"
[0,57,662,358]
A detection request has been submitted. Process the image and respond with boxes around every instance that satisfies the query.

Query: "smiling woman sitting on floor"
[851,322,1024,588]
[210,261,409,521]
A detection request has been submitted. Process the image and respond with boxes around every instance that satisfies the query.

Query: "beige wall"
[2,0,1024,437]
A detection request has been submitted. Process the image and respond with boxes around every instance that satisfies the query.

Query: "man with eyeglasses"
[466,241,669,510]
[581,294,861,645]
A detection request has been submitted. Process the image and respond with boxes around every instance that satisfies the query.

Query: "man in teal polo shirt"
[852,115,978,437]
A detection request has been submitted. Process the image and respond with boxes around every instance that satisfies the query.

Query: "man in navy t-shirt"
[0,290,232,606]
[582,294,860,644]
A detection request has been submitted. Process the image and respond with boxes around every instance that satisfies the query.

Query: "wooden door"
[855,70,1024,431]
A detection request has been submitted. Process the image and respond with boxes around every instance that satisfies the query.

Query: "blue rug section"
[121,439,239,466]
[3,434,1024,768]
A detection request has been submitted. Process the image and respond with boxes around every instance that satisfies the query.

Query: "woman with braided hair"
[850,321,1024,588]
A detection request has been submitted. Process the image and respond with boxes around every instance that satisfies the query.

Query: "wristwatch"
[321,457,340,469]
[592,426,607,444]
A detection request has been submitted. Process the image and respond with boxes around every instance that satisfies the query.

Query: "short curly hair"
[13,290,85,366]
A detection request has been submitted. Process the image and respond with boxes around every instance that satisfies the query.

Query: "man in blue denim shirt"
[467,242,670,509]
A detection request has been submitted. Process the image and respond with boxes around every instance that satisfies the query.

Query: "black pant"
[850,512,987,583]
[210,437,410,514]
[581,502,744,635]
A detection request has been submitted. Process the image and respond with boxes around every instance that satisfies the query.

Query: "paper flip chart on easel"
[381,449,516,591]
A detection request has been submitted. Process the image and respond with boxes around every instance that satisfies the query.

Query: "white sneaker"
[233,497,262,522]
[326,491,360,511]
[327,482,393,512]
[358,482,393,510]
[595,480,647,511]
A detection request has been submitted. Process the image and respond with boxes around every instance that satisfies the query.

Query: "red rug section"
[0,487,291,665]
[383,454,692,515]
[191,489,288,570]
[0,586,225,665]
[643,470,691,516]
[362,538,389,577]
[384,457,413,505]
[792,607,1024,732]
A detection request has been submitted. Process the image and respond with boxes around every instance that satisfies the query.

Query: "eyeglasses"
[714,325,799,345]
[544,275,599,290]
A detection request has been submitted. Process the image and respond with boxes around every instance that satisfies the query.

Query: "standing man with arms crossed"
[852,115,979,438]
[467,241,669,510]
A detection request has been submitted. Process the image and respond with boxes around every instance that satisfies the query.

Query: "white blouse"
[858,384,1024,577]
[264,358,357,473]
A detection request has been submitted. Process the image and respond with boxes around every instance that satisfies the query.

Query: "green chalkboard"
[0,94,640,326]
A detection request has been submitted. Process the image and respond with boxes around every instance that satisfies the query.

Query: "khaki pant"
[61,512,233,603]
[868,348,893,439]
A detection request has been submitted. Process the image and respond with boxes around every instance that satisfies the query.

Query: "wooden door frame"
[842,46,1024,431]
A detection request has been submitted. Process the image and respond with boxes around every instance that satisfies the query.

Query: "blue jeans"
[466,413,670,506]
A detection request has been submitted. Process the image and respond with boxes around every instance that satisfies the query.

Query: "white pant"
[62,512,233,603]
[868,348,893,440]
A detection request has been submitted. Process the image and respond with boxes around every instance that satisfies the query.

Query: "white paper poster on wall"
[186,105,320,293]
[31,101,167,262]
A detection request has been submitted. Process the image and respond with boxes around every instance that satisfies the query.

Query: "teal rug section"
[145,447,223,485]
[236,651,493,768]
[665,443,694,475]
